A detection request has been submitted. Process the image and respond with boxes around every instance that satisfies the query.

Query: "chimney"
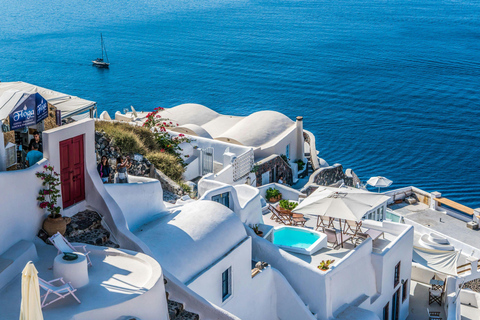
[296,116,304,161]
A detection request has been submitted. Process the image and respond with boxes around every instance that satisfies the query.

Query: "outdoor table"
[53,252,89,288]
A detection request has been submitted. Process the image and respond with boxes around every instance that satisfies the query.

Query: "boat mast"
[101,33,104,60]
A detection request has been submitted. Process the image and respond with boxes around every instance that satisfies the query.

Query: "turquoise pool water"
[386,211,401,223]
[273,228,320,249]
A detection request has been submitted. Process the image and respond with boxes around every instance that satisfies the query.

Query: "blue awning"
[5,92,48,130]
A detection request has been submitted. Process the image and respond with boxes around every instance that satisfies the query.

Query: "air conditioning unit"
[5,142,17,168]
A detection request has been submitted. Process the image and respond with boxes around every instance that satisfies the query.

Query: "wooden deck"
[434,197,474,215]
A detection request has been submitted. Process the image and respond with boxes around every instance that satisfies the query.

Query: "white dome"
[216,110,295,147]
[136,201,247,283]
[162,104,219,126]
[170,124,213,139]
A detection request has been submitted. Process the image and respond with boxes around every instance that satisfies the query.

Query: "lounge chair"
[316,216,334,231]
[344,220,363,236]
[429,276,446,306]
[39,277,81,308]
[324,228,352,249]
[269,205,306,227]
[427,308,442,320]
[49,232,92,267]
[268,205,291,225]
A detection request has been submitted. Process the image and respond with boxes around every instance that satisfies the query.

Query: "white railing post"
[430,191,442,210]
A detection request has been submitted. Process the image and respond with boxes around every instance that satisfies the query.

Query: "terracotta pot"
[277,206,291,215]
[43,215,71,236]
[255,231,264,237]
[268,195,282,203]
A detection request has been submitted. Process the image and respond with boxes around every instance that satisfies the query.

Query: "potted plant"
[294,159,305,171]
[278,199,298,214]
[318,259,335,271]
[36,165,70,236]
[250,224,264,237]
[266,187,282,203]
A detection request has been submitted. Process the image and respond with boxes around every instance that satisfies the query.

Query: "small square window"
[222,267,231,302]
[394,262,401,288]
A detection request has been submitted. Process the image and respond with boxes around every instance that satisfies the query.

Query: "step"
[174,310,200,320]
[168,300,184,319]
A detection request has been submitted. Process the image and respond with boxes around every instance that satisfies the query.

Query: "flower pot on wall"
[268,195,282,203]
[43,215,71,236]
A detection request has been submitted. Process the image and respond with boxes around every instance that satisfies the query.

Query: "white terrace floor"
[262,209,398,268]
[390,202,480,250]
[0,240,162,320]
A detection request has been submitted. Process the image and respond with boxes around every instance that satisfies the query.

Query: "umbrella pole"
[339,219,343,248]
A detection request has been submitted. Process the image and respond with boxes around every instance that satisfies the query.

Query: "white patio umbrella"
[367,176,393,193]
[293,188,390,246]
[19,262,44,320]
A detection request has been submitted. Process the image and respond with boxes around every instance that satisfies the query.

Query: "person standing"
[97,156,111,183]
[26,143,43,167]
[116,156,131,183]
[29,131,43,153]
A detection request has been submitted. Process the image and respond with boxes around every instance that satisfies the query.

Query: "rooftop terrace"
[390,202,480,251]
[262,208,404,269]
[0,240,165,320]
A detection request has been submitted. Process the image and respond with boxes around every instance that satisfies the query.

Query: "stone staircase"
[165,279,200,320]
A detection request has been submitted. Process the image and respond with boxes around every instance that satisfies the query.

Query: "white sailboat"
[92,33,110,68]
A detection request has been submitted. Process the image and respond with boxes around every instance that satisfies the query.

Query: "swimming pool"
[273,226,327,255]
[385,210,402,223]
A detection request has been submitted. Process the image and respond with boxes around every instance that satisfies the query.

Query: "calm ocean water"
[1,0,479,207]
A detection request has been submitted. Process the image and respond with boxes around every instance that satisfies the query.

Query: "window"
[392,288,400,320]
[402,279,408,302]
[394,261,401,288]
[212,192,230,209]
[285,144,290,160]
[383,302,389,320]
[222,267,231,302]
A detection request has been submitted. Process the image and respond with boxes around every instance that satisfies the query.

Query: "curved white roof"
[170,124,213,139]
[136,201,247,283]
[216,110,295,147]
[161,103,219,126]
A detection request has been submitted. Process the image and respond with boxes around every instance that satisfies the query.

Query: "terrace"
[0,240,166,320]
[262,208,408,269]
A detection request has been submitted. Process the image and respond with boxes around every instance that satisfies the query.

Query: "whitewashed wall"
[105,178,167,232]
[198,181,263,225]
[0,159,46,255]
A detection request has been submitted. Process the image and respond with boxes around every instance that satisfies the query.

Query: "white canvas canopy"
[412,246,461,276]
[292,187,390,221]
[0,81,96,119]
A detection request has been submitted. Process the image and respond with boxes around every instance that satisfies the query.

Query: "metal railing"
[232,149,254,182]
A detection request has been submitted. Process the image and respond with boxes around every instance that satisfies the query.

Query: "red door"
[60,135,85,208]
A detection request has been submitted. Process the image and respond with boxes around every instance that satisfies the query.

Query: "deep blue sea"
[1,0,479,207]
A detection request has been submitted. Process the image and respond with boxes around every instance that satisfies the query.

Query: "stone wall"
[254,155,293,187]
[310,163,361,188]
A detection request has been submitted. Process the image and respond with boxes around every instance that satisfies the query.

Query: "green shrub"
[146,151,184,181]
[295,159,305,171]
[266,187,280,199]
[95,121,159,155]
[279,199,298,211]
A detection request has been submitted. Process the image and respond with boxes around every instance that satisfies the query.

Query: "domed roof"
[216,110,295,147]
[136,201,247,283]
[162,104,219,126]
[170,124,213,139]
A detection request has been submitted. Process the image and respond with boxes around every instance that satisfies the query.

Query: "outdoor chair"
[427,308,442,320]
[39,277,81,308]
[324,228,352,249]
[316,216,334,232]
[344,220,363,236]
[429,276,446,306]
[268,205,290,225]
[49,232,92,267]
